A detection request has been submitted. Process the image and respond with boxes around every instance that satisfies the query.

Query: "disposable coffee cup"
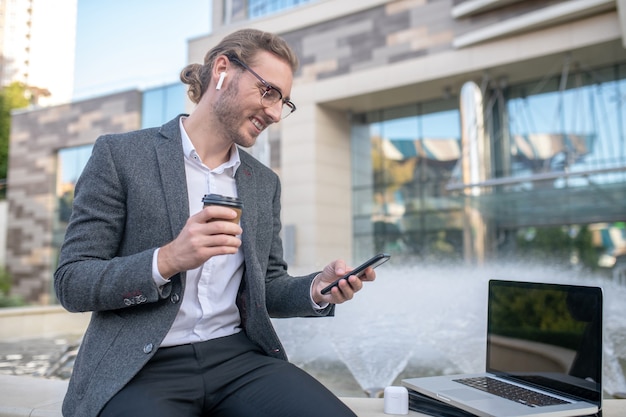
[202,194,243,224]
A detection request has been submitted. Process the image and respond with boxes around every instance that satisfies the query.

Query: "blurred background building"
[5,0,626,303]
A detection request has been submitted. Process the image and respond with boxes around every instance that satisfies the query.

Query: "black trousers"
[99,332,356,417]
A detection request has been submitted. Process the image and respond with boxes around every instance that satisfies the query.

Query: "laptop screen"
[486,280,603,405]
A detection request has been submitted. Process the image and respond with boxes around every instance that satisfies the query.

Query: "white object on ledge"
[383,386,409,415]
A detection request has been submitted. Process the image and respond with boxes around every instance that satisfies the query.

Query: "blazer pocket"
[72,311,125,400]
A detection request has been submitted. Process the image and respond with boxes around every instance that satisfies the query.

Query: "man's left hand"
[312,259,376,305]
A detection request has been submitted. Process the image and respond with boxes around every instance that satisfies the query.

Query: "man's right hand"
[156,206,242,279]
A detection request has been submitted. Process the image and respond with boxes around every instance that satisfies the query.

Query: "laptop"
[402,279,603,417]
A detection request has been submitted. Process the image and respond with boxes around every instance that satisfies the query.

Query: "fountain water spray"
[272,262,626,397]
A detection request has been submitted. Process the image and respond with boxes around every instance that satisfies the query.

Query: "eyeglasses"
[229,56,296,119]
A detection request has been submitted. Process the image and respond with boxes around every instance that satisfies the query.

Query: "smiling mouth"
[250,117,265,131]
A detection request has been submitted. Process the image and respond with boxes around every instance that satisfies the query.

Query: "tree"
[0,81,30,192]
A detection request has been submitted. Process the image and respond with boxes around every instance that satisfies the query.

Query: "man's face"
[214,51,294,148]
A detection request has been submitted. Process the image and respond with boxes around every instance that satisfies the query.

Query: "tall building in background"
[0,0,77,105]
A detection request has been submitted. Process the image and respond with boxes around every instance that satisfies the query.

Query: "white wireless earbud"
[216,72,227,90]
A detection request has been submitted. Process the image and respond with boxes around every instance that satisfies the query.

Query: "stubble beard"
[213,73,259,148]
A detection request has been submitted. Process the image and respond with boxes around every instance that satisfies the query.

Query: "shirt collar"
[179,116,241,176]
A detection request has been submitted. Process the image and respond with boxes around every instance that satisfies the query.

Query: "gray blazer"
[54,116,333,417]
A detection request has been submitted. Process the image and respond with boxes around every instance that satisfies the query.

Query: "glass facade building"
[352,98,463,262]
[351,61,626,275]
[222,0,317,24]
[248,0,316,19]
[189,0,626,281]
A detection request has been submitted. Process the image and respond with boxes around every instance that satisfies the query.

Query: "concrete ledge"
[0,375,417,417]
[0,375,66,417]
[1,374,625,417]
[0,306,89,341]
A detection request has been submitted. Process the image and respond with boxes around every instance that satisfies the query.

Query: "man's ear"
[212,55,231,89]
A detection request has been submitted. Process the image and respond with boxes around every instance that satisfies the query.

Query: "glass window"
[496,65,626,272]
[142,83,186,128]
[352,100,463,261]
[507,66,626,185]
[248,0,317,19]
[56,144,93,225]
[352,62,626,274]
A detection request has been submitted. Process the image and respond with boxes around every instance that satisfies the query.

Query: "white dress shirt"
[154,117,244,347]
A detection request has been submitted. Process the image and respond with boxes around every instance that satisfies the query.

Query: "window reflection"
[142,84,185,129]
[352,63,626,272]
[248,0,316,19]
[352,102,463,261]
[56,145,93,225]
[507,66,625,186]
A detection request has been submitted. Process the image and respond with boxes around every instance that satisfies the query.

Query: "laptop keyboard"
[454,376,569,408]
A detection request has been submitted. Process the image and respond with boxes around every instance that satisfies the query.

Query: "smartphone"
[320,253,390,295]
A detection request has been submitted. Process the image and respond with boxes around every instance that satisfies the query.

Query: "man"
[54,28,376,417]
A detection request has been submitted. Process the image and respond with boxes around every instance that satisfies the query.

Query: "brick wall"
[274,0,581,82]
[6,90,142,303]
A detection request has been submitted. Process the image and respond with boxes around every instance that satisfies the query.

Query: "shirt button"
[170,293,180,303]
[143,343,153,354]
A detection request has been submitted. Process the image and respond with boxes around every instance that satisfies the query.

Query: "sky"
[73,0,212,100]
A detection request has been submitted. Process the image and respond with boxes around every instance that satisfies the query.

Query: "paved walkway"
[0,335,81,380]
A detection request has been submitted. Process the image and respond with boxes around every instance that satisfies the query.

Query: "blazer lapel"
[236,154,258,261]
[234,154,259,327]
[155,116,189,241]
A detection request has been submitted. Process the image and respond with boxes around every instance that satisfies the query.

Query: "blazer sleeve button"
[143,343,153,354]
